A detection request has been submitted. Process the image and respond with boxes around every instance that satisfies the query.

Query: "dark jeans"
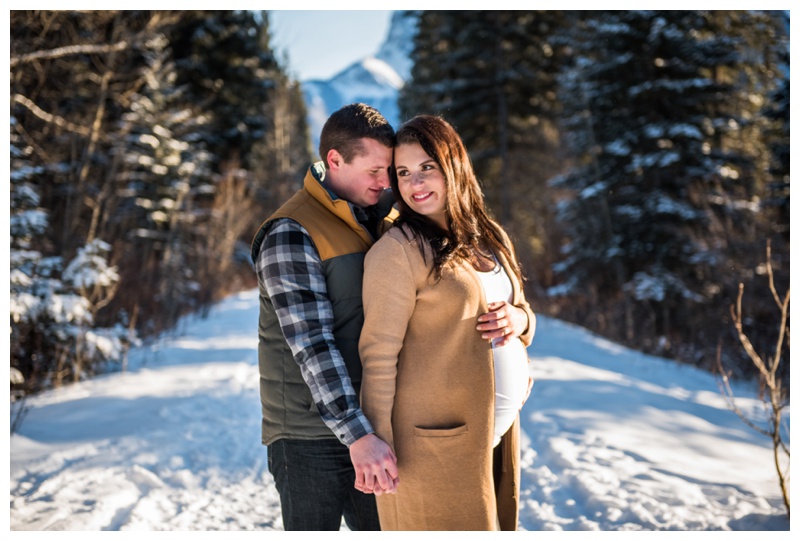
[267,438,381,531]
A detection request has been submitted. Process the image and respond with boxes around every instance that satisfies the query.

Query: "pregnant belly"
[492,338,530,446]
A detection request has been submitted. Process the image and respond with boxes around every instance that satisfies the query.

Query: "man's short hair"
[318,103,395,167]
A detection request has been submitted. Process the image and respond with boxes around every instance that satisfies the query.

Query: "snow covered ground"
[7,289,791,532]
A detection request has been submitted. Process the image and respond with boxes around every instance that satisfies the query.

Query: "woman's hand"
[350,433,399,495]
[476,301,529,347]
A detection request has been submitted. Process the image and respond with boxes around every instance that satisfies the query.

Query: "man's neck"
[311,162,347,204]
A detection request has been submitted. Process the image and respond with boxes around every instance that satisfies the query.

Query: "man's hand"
[349,433,399,495]
[476,301,529,347]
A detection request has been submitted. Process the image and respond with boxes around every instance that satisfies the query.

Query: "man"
[251,103,399,531]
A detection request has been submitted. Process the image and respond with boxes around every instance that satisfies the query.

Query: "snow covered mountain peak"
[302,11,418,154]
[356,57,405,90]
[374,11,418,81]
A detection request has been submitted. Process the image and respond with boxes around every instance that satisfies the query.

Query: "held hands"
[349,433,399,496]
[476,301,529,347]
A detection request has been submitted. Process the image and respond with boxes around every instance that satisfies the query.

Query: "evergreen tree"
[250,70,312,213]
[110,30,214,330]
[401,11,568,214]
[551,10,786,369]
[10,116,53,388]
[400,10,571,292]
[168,10,282,171]
[11,116,131,393]
[760,13,790,242]
[764,70,790,240]
[10,10,312,395]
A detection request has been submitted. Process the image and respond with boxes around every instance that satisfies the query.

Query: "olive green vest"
[251,163,397,445]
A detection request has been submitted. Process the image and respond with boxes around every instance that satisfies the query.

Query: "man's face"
[329,138,392,208]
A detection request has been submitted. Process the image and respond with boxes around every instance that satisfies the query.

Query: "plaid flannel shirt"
[256,217,374,447]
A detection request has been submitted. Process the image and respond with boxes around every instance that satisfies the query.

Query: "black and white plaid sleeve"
[255,218,373,446]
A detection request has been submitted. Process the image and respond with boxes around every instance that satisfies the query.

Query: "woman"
[359,115,536,530]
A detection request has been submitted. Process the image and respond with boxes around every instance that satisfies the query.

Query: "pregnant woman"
[359,115,536,530]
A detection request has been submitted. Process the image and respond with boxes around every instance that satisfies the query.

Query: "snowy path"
[518,318,788,531]
[8,289,790,531]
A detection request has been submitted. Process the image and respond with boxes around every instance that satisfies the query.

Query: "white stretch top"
[475,257,531,447]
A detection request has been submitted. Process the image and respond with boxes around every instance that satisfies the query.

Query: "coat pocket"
[408,424,475,497]
[413,424,468,438]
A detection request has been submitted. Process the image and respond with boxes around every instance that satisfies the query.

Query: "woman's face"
[394,141,448,230]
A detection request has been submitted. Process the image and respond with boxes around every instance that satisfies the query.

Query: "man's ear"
[327,149,343,171]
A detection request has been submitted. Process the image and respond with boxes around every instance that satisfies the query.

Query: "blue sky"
[268,10,393,81]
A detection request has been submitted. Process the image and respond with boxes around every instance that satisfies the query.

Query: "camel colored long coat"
[359,225,536,531]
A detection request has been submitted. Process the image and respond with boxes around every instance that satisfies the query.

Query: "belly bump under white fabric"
[474,259,531,447]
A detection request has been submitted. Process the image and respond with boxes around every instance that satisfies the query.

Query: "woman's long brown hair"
[390,115,523,284]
